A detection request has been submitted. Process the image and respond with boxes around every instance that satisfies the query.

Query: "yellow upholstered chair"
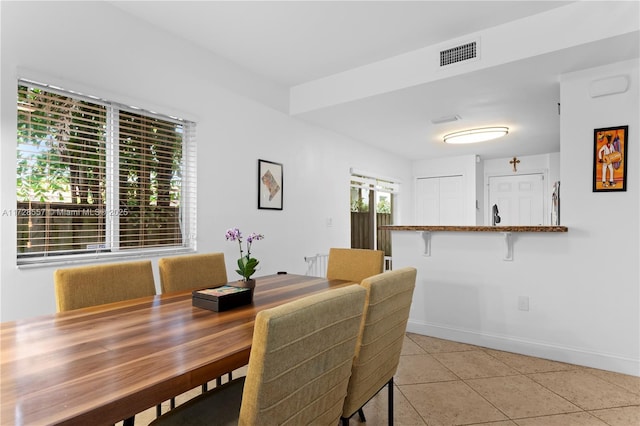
[150,284,367,426]
[54,260,156,312]
[158,252,228,294]
[158,252,230,414]
[340,267,417,426]
[54,260,157,426]
[326,248,384,283]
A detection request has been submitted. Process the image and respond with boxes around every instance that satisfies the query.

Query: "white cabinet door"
[438,175,464,225]
[416,176,464,225]
[489,174,544,226]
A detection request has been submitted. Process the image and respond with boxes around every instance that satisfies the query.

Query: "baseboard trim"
[407,320,640,377]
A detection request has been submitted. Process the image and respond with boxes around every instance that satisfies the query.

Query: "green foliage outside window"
[376,197,391,214]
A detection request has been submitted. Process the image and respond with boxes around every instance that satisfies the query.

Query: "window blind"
[16,80,197,266]
[350,175,400,193]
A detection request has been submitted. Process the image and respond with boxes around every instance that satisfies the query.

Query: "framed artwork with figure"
[258,159,283,210]
[593,125,628,192]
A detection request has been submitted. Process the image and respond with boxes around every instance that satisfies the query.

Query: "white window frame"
[16,79,197,267]
[349,168,400,252]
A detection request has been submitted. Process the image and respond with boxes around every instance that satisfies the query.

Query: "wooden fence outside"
[16,201,181,254]
[350,212,392,256]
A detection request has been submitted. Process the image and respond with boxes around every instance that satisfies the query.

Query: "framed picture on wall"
[593,125,628,192]
[258,159,283,210]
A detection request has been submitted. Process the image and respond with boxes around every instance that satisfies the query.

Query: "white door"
[488,174,544,225]
[416,176,464,225]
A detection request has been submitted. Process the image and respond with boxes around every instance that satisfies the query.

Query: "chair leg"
[388,377,394,426]
[123,416,135,426]
[211,372,232,390]
[170,397,175,409]
[340,417,349,426]
[358,408,366,422]
[156,404,162,417]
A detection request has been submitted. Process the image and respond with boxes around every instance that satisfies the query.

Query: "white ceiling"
[112,1,639,160]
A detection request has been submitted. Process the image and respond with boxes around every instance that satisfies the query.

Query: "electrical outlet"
[518,296,529,311]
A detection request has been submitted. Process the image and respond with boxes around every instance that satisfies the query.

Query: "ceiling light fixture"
[443,127,509,144]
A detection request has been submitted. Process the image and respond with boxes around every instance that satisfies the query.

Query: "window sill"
[17,247,196,269]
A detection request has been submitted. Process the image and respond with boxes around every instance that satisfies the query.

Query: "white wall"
[559,59,639,373]
[394,58,639,376]
[0,2,412,321]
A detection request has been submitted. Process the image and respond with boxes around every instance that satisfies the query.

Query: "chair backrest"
[341,267,417,419]
[54,260,156,312]
[239,284,367,425]
[326,248,384,283]
[158,252,228,294]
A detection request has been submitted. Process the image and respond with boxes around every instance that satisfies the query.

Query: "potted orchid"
[225,228,264,285]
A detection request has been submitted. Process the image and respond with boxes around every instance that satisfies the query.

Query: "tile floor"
[124,333,640,426]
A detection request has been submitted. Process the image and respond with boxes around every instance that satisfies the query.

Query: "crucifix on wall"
[510,156,520,172]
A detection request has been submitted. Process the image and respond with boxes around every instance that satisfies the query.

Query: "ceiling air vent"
[440,41,477,67]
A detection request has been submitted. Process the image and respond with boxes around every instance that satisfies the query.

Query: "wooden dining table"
[0,274,354,426]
